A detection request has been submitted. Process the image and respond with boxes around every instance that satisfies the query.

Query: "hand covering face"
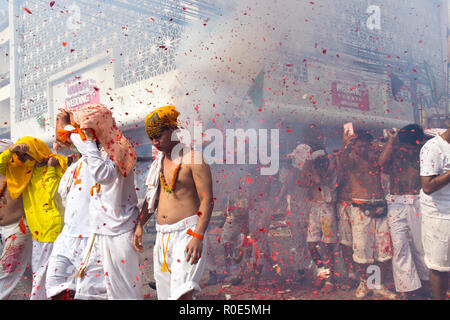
[72,103,137,177]
[6,136,68,199]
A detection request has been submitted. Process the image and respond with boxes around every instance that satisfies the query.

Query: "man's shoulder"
[422,136,441,149]
[183,149,207,166]
[421,136,445,158]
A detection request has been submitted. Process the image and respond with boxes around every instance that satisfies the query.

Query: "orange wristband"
[186,228,204,241]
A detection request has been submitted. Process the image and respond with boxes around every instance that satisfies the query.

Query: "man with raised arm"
[378,124,430,298]
[64,104,143,300]
[45,110,97,300]
[339,129,396,299]
[133,105,214,300]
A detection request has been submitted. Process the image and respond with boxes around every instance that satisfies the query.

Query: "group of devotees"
[0,103,448,300]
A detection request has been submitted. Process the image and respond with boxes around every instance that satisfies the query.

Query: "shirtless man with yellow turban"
[0,137,67,299]
[133,105,214,300]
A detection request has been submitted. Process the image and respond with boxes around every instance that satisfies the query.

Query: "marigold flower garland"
[160,163,181,194]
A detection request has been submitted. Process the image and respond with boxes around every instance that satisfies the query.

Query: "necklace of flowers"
[160,160,182,194]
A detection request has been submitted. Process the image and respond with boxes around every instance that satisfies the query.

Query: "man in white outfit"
[378,124,430,298]
[58,105,143,300]
[46,111,102,299]
[420,124,450,300]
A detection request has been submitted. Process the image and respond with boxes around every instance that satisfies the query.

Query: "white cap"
[286,144,311,170]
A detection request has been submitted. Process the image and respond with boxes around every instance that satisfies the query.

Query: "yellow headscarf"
[6,136,68,199]
[145,105,180,139]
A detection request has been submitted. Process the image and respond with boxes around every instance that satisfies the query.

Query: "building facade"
[4,0,449,185]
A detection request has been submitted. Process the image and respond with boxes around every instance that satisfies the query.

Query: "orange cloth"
[186,228,204,241]
[57,124,86,143]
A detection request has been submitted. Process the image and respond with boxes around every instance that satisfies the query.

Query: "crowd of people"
[0,104,213,300]
[0,103,449,300]
[206,123,450,300]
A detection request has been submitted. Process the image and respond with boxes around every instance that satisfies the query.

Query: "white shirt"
[420,135,450,220]
[83,140,139,235]
[57,128,93,238]
[144,151,163,214]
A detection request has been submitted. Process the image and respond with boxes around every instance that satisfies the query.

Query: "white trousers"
[75,230,143,300]
[286,200,311,270]
[387,194,429,292]
[154,215,207,300]
[0,221,32,299]
[307,201,337,244]
[30,240,54,300]
[46,231,90,298]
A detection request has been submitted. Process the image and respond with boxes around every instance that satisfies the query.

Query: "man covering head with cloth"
[46,109,98,300]
[58,103,143,300]
[133,105,214,300]
[0,139,33,300]
[0,136,67,299]
[379,124,430,299]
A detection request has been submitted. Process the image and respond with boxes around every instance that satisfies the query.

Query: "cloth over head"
[72,103,137,177]
[5,136,68,199]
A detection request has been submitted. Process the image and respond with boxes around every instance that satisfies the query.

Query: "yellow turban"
[145,105,180,139]
[6,136,68,199]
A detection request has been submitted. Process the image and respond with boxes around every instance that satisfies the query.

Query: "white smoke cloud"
[170,0,327,127]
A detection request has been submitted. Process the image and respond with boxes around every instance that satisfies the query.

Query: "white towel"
[424,128,445,137]
[144,151,164,213]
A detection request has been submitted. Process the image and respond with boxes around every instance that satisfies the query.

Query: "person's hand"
[185,237,203,265]
[56,108,71,128]
[68,110,75,125]
[342,130,356,149]
[386,129,398,142]
[82,129,95,141]
[47,157,59,167]
[9,143,29,154]
[133,223,145,253]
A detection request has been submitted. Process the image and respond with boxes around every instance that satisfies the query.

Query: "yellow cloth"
[145,105,180,139]
[0,137,67,242]
[3,136,67,200]
[23,165,65,242]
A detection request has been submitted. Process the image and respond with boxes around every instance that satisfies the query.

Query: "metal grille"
[14,0,216,122]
